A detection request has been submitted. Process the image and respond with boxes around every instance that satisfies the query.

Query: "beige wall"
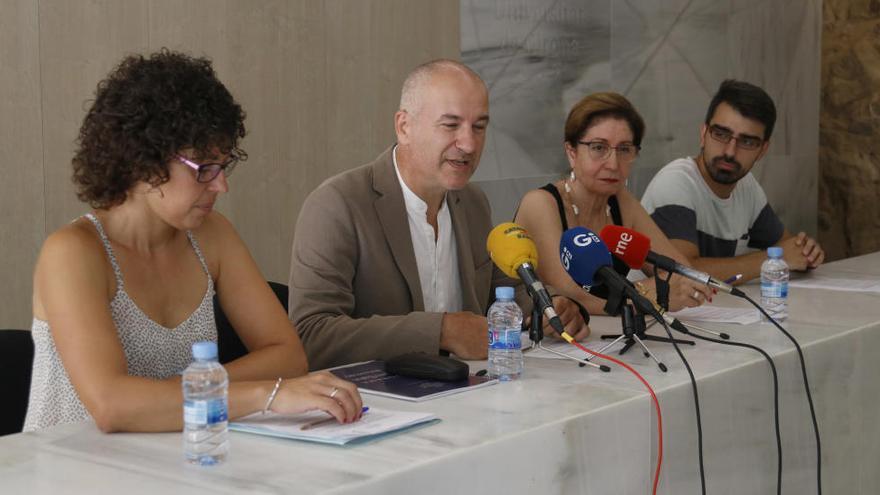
[0,0,459,329]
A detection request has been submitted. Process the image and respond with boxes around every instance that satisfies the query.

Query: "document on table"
[230,407,438,446]
[788,274,880,293]
[669,306,761,325]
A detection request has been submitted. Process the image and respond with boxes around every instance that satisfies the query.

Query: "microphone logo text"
[561,246,572,270]
[613,232,633,256]
[573,231,601,247]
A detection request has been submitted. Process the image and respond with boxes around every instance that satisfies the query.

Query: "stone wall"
[820,0,880,260]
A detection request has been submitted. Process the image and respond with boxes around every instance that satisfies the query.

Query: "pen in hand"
[300,407,369,431]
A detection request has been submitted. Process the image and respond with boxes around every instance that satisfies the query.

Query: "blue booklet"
[330,360,497,402]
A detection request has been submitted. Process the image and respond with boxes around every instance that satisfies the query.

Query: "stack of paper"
[230,408,438,445]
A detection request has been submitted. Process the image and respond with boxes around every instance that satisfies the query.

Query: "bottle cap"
[192,341,218,360]
[495,286,515,300]
[767,247,783,258]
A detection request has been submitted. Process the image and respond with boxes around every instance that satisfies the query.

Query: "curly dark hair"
[72,49,247,208]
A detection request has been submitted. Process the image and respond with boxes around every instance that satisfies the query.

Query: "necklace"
[563,176,611,222]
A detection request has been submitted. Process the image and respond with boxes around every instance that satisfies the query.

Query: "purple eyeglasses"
[175,153,240,183]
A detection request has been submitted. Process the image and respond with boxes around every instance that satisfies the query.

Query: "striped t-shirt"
[640,157,784,257]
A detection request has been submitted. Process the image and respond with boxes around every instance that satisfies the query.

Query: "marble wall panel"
[463,0,822,235]
[462,0,612,221]
[728,0,822,237]
[611,0,728,192]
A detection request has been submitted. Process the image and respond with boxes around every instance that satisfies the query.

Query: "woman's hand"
[643,274,713,312]
[268,372,364,424]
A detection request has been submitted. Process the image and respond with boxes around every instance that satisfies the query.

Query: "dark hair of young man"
[704,79,777,140]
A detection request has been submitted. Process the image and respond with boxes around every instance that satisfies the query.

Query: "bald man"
[289,59,589,370]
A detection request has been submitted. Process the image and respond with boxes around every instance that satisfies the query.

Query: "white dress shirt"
[393,146,462,313]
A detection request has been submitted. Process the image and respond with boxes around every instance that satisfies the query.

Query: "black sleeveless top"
[539,183,630,299]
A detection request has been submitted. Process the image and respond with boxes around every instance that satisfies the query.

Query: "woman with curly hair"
[25,49,362,432]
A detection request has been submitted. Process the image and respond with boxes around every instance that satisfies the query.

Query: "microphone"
[487,223,565,335]
[598,225,743,296]
[559,227,664,323]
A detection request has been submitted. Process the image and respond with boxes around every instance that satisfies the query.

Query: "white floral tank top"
[23,213,217,431]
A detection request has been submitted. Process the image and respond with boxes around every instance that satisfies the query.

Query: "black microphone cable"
[670,320,782,495]
[647,313,708,495]
[738,292,822,495]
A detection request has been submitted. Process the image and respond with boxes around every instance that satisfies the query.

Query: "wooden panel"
[272,1,328,284]
[368,0,460,152]
[323,0,377,180]
[322,0,460,176]
[148,0,295,282]
[0,0,460,328]
[0,0,43,328]
[146,0,338,284]
[38,0,149,233]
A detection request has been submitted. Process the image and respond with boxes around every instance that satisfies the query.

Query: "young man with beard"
[289,60,590,370]
[640,79,825,283]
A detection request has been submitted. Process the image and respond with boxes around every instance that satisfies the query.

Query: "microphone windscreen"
[559,227,613,289]
[486,223,538,279]
[598,225,651,269]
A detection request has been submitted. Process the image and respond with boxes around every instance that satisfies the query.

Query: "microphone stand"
[598,275,694,356]
[528,303,610,372]
[588,305,668,372]
[655,270,672,311]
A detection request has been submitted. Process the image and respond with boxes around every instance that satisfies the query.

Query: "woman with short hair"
[514,92,712,326]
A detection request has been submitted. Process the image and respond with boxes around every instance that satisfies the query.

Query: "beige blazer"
[289,146,518,370]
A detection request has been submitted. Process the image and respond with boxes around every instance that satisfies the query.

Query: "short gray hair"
[399,59,485,114]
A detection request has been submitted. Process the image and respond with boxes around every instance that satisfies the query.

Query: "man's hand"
[779,232,825,271]
[543,296,591,341]
[439,311,488,360]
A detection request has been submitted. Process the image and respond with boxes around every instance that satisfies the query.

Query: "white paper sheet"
[788,274,880,293]
[668,306,761,325]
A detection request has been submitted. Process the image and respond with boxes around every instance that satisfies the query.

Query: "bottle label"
[184,398,228,426]
[760,280,788,298]
[488,328,521,350]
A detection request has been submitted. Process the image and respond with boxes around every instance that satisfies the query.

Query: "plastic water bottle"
[761,247,789,323]
[183,341,229,465]
[487,286,523,381]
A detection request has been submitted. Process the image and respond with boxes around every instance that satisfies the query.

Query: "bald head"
[393,59,489,206]
[399,59,487,116]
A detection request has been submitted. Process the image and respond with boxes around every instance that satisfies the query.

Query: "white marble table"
[2,253,879,495]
